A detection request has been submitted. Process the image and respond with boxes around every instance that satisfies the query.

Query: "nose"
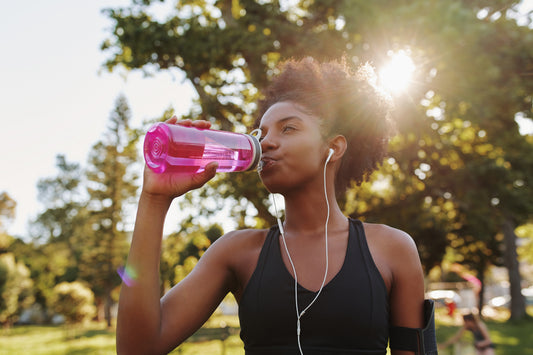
[260,131,277,152]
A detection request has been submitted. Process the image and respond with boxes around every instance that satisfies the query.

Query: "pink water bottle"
[144,122,261,174]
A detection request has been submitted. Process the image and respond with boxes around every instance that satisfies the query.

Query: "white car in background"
[488,286,533,308]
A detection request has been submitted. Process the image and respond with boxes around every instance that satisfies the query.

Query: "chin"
[260,176,285,194]
[259,167,311,194]
[261,178,301,196]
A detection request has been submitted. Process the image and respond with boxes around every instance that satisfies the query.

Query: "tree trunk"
[96,297,105,322]
[502,217,526,320]
[476,265,485,316]
[105,287,113,328]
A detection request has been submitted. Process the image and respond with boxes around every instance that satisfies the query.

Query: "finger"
[177,119,193,126]
[166,116,178,124]
[189,162,218,189]
[190,120,211,129]
[205,161,218,176]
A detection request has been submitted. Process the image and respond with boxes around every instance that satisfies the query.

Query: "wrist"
[139,189,174,209]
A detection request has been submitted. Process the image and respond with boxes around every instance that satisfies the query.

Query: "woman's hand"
[141,117,218,202]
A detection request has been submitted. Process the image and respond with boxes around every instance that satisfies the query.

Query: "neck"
[279,182,346,237]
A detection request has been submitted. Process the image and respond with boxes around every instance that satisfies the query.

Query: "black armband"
[389,299,438,355]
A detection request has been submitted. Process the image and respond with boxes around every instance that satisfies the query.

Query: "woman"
[439,313,495,355]
[117,58,430,355]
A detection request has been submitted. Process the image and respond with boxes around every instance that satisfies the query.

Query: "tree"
[28,155,90,309]
[0,192,16,235]
[33,155,87,242]
[517,223,533,267]
[49,281,96,325]
[102,0,533,319]
[80,94,140,327]
[100,0,348,231]
[397,2,533,319]
[0,253,34,327]
[341,0,533,318]
[0,192,17,256]
[32,155,89,268]
[160,223,223,295]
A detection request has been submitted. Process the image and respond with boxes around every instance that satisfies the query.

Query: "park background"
[1,0,533,354]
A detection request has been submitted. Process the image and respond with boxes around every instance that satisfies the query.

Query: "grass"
[0,323,116,355]
[1,309,532,355]
[435,307,533,355]
[0,316,245,355]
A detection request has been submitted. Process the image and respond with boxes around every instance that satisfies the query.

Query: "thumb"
[204,161,219,178]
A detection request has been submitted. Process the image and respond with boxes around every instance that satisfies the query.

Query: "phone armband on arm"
[389,299,438,355]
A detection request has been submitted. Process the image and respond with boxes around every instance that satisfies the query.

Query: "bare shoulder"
[205,227,270,296]
[363,222,418,255]
[211,228,270,254]
[362,222,422,291]
[188,227,269,270]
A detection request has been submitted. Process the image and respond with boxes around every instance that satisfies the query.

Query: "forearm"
[441,329,463,348]
[116,192,171,354]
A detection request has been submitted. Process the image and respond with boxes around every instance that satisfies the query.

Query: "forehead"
[259,101,320,129]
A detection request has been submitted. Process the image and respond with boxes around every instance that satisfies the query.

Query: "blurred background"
[1,0,532,354]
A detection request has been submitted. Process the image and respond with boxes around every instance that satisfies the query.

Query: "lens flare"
[379,50,415,94]
[117,265,138,287]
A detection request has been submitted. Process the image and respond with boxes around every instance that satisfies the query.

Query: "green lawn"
[1,310,532,355]
[0,323,116,355]
[435,310,533,355]
[0,316,245,355]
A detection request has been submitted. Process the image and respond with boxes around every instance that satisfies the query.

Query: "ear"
[327,135,347,162]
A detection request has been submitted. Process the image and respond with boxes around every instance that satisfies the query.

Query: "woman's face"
[257,101,328,194]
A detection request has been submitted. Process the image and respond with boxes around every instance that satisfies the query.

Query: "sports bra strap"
[389,299,438,355]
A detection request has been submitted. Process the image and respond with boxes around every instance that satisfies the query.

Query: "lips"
[258,156,276,172]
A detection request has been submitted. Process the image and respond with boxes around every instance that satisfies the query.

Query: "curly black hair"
[255,57,394,194]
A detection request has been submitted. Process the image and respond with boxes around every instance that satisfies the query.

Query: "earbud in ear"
[326,148,334,163]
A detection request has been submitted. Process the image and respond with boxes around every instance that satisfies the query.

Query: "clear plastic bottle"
[143,122,261,174]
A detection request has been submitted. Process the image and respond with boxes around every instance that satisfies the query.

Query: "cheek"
[260,146,324,192]
[285,143,324,173]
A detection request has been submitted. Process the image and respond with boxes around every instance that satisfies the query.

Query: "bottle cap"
[144,122,170,173]
[245,129,262,171]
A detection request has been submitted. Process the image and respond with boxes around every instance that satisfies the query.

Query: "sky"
[1,1,195,237]
[1,1,532,239]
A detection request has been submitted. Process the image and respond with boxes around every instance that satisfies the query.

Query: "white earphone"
[326,148,334,163]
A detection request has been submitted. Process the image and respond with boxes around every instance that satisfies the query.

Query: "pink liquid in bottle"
[144,122,261,174]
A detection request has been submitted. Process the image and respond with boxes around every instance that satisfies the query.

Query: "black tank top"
[238,219,389,355]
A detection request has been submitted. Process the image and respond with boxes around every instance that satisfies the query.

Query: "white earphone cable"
[272,150,331,355]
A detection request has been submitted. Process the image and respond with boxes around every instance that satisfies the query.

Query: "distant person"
[439,313,495,355]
